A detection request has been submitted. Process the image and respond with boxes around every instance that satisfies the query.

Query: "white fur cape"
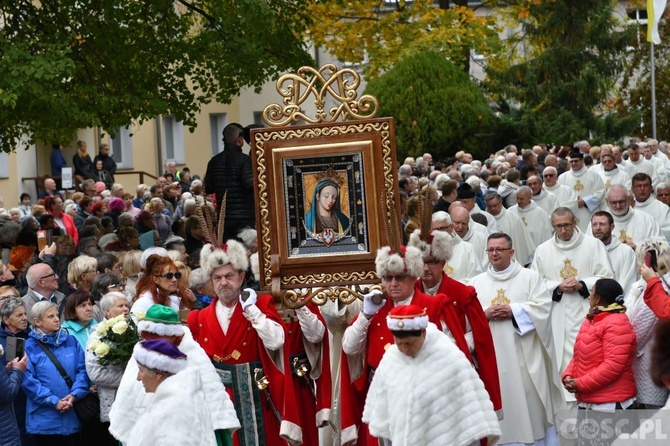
[126,366,216,446]
[109,327,240,443]
[363,324,501,446]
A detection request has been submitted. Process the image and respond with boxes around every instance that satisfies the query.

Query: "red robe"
[284,302,332,446]
[339,289,470,446]
[188,295,302,446]
[417,272,503,413]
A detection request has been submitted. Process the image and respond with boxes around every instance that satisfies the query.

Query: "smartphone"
[6,337,25,360]
[37,230,47,251]
[645,250,658,271]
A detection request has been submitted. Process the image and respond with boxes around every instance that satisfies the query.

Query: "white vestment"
[492,207,536,266]
[557,167,605,231]
[126,367,217,446]
[653,151,670,179]
[543,184,578,214]
[533,189,560,217]
[648,155,667,182]
[601,237,637,297]
[509,202,553,248]
[470,262,562,445]
[586,208,660,247]
[109,328,240,443]
[591,165,631,191]
[444,234,484,282]
[531,230,614,403]
[461,225,489,268]
[634,197,670,240]
[627,158,659,186]
[363,324,501,446]
[617,161,636,179]
[471,206,499,232]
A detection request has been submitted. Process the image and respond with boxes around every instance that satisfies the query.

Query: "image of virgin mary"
[303,178,351,246]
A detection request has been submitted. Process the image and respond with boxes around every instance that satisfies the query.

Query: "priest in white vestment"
[432,211,483,282]
[626,143,659,187]
[451,205,489,268]
[591,151,631,191]
[632,173,670,240]
[527,175,560,217]
[649,138,670,179]
[469,233,562,446]
[531,207,613,404]
[543,166,579,214]
[589,211,637,297]
[557,150,605,232]
[644,143,667,183]
[485,192,536,266]
[613,146,636,178]
[590,185,661,250]
[508,186,553,249]
[459,183,498,232]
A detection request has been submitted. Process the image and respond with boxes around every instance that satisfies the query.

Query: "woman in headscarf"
[304,178,350,238]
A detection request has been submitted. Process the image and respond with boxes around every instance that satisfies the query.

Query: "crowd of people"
[1,128,670,445]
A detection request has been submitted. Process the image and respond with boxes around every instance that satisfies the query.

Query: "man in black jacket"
[204,123,255,240]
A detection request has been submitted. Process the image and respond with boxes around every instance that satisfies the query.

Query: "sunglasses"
[154,272,182,280]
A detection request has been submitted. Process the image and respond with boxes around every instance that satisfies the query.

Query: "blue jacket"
[0,326,31,443]
[21,329,89,435]
[0,365,24,446]
[50,149,67,177]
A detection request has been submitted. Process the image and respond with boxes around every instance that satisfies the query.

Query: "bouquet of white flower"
[88,314,140,368]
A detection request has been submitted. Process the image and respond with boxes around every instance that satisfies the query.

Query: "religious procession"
[4,1,670,446]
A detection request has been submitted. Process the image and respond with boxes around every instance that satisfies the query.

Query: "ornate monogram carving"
[282,283,383,308]
[559,258,579,279]
[263,64,379,127]
[491,288,511,306]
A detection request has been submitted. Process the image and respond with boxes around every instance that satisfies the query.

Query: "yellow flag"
[648,0,668,44]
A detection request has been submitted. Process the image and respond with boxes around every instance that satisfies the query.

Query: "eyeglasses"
[632,183,651,189]
[425,259,443,266]
[543,174,556,178]
[39,273,57,280]
[553,223,573,231]
[383,274,409,282]
[108,279,127,289]
[657,193,670,197]
[154,272,182,280]
[0,294,19,301]
[608,199,628,207]
[432,225,450,232]
[485,248,512,254]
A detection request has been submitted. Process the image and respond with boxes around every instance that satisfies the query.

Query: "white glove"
[362,290,386,317]
[240,288,258,311]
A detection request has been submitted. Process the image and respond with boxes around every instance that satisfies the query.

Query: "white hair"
[432,211,451,225]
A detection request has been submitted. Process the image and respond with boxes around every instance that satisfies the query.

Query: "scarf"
[587,302,626,320]
[569,166,588,178]
[487,260,521,281]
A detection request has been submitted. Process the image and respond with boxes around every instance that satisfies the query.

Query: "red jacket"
[563,311,637,404]
[643,276,670,319]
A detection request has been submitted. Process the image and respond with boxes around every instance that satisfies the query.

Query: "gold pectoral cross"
[559,258,578,279]
[618,229,632,244]
[521,216,528,227]
[491,288,511,306]
[573,181,584,192]
[605,179,611,190]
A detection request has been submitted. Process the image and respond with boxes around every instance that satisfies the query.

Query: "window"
[110,127,134,169]
[210,113,227,155]
[0,152,8,178]
[162,116,185,164]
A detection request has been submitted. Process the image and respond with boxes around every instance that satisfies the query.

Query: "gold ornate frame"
[251,119,398,308]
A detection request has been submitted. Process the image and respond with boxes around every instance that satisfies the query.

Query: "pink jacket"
[563,311,637,404]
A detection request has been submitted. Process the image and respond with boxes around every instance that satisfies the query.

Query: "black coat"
[204,144,255,239]
[72,154,94,178]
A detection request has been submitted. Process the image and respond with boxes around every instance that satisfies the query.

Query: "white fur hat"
[133,339,187,375]
[375,245,423,279]
[200,240,249,278]
[407,229,453,262]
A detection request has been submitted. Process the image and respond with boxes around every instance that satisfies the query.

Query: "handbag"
[36,340,100,422]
